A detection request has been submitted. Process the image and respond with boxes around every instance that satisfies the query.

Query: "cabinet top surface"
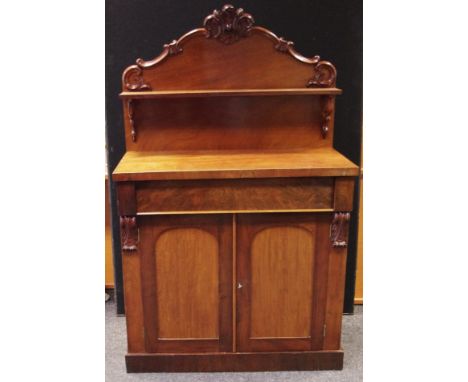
[112,148,359,181]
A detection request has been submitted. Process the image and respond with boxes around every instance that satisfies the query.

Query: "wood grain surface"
[138,214,232,353]
[323,244,349,350]
[334,177,355,211]
[122,245,145,353]
[136,177,334,213]
[123,96,329,152]
[155,228,219,339]
[123,31,334,92]
[116,182,136,215]
[236,213,329,352]
[250,226,315,338]
[113,148,359,181]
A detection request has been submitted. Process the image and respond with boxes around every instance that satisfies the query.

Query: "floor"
[106,301,362,382]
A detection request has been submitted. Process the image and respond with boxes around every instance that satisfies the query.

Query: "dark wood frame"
[126,351,344,372]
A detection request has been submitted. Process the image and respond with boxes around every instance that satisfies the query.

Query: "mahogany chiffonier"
[112,4,359,373]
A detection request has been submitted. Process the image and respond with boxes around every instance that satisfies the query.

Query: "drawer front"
[136,178,334,214]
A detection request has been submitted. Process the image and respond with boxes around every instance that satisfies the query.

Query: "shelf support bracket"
[330,212,350,247]
[127,99,136,142]
[321,95,334,138]
[120,216,139,252]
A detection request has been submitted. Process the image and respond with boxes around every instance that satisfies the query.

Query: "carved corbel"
[120,216,138,252]
[330,212,350,247]
[321,95,334,138]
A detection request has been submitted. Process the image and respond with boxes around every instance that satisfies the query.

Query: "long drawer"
[135,177,337,214]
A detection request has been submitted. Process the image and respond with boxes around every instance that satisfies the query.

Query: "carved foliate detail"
[321,95,334,138]
[120,216,138,251]
[330,212,350,247]
[164,39,183,56]
[275,37,294,52]
[123,66,152,91]
[204,4,254,44]
[307,61,337,88]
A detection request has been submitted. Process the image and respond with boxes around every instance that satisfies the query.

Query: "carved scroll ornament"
[307,61,337,88]
[330,212,350,247]
[120,216,138,252]
[123,66,152,91]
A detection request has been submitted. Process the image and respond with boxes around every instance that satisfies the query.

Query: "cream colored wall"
[105,178,114,288]
[354,168,363,304]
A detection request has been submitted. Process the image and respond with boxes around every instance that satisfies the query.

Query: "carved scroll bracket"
[123,66,152,91]
[321,95,334,138]
[272,35,321,65]
[204,4,254,44]
[120,216,139,252]
[127,99,136,142]
[307,61,337,88]
[330,212,350,247]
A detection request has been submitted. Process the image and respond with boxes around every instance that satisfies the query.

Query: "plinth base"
[126,350,344,373]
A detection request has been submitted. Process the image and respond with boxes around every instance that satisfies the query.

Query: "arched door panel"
[236,213,330,352]
[138,214,233,353]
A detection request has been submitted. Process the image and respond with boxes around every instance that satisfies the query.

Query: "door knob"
[237,282,243,289]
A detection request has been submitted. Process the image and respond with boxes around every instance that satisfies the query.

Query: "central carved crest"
[204,4,254,44]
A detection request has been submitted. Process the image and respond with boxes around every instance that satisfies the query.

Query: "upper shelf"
[120,88,342,99]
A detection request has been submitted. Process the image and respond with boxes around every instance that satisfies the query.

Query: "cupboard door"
[236,213,330,352]
[139,214,232,353]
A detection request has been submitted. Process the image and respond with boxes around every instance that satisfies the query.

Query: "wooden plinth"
[126,350,344,373]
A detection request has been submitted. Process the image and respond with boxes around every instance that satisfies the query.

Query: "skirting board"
[126,350,344,372]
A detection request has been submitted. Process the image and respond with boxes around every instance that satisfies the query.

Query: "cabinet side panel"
[250,227,315,338]
[122,252,145,352]
[334,177,355,211]
[155,228,219,339]
[309,217,332,350]
[323,244,348,350]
